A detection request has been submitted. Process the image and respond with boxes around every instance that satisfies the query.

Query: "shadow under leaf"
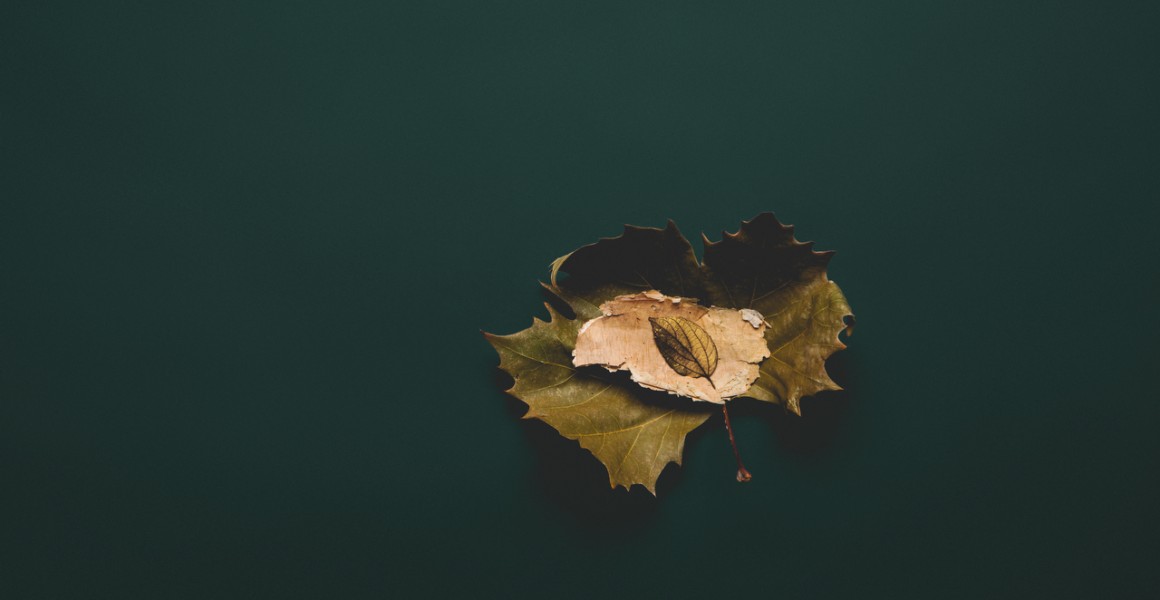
[484,327,858,520]
[490,366,710,531]
[757,344,858,458]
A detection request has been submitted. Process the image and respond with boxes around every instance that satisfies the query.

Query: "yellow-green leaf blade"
[484,303,711,493]
[701,214,854,414]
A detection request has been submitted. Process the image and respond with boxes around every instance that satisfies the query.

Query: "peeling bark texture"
[573,291,770,404]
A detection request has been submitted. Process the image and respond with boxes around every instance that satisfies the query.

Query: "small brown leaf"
[649,316,719,382]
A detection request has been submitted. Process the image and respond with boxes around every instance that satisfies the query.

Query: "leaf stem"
[722,403,752,482]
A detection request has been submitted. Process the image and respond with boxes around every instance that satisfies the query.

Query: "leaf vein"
[574,410,677,437]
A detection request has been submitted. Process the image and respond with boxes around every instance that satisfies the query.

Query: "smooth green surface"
[3,1,1158,598]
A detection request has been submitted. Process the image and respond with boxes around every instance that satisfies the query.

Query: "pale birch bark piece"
[572,291,770,404]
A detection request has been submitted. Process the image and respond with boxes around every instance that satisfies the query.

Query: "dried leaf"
[547,220,706,321]
[700,214,854,414]
[484,303,711,494]
[649,316,719,380]
[554,213,853,415]
[572,292,768,404]
[485,213,854,493]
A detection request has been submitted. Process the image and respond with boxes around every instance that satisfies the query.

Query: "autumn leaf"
[485,213,854,493]
[554,214,854,415]
[547,220,706,321]
[572,291,769,404]
[700,214,854,414]
[483,302,712,494]
[649,316,719,381]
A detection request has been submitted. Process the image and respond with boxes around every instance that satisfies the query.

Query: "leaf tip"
[548,252,572,288]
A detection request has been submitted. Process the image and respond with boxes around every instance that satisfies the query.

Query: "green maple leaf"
[485,213,854,493]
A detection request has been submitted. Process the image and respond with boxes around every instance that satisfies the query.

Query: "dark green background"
[3,1,1158,598]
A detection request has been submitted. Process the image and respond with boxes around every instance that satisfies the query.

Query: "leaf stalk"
[721,403,752,482]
